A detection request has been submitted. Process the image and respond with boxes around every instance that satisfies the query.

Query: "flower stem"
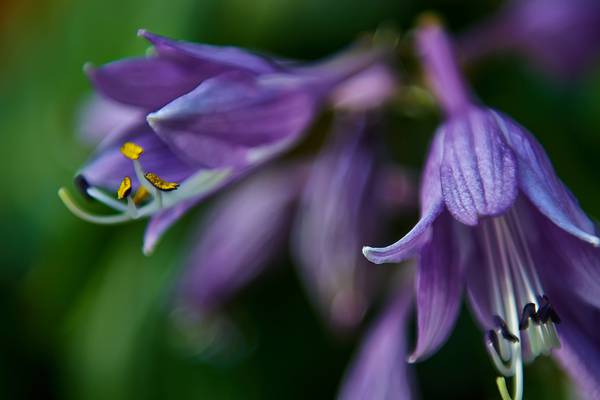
[415,15,474,116]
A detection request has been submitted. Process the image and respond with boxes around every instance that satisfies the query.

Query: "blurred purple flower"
[59,31,388,253]
[337,276,416,400]
[178,110,409,334]
[458,0,600,79]
[293,114,381,331]
[179,165,304,314]
[363,23,600,400]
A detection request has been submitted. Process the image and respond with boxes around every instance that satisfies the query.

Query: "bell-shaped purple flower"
[363,23,600,400]
[458,0,600,79]
[60,31,389,253]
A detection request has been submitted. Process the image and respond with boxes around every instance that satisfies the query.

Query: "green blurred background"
[1,0,599,398]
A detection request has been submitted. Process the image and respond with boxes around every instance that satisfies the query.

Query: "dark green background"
[1,0,597,398]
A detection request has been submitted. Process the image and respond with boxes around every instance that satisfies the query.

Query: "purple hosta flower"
[363,23,600,400]
[458,0,600,79]
[59,30,387,253]
[293,114,380,330]
[338,275,416,400]
[177,112,405,334]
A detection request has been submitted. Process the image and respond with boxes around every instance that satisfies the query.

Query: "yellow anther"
[120,142,144,160]
[133,186,150,205]
[144,172,179,191]
[117,176,132,199]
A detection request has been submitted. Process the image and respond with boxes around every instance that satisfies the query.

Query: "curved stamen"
[486,332,516,377]
[86,187,129,213]
[59,188,131,224]
[480,211,562,400]
[61,141,232,227]
[126,197,138,218]
[493,315,519,343]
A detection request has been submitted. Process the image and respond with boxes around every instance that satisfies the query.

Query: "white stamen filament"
[126,197,138,218]
[87,187,129,213]
[481,208,560,400]
[60,158,233,225]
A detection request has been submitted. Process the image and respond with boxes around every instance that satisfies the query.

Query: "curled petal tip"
[406,354,418,364]
[146,112,160,128]
[137,28,148,38]
[361,246,381,264]
[588,238,600,247]
[584,232,600,247]
[142,243,155,256]
[143,222,161,256]
[83,62,95,75]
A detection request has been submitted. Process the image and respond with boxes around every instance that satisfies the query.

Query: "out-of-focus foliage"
[0,0,599,399]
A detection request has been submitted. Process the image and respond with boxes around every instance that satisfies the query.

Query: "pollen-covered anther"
[133,186,150,205]
[144,172,179,191]
[117,176,132,200]
[120,142,144,160]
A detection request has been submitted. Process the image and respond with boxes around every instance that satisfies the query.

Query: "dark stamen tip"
[502,330,519,343]
[493,315,519,343]
[538,304,551,323]
[519,303,537,331]
[487,330,500,355]
[74,175,92,200]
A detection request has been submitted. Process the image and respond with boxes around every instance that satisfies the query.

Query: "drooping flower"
[59,30,388,253]
[458,0,600,79]
[363,22,600,400]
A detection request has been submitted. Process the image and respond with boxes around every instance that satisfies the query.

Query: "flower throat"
[480,207,561,400]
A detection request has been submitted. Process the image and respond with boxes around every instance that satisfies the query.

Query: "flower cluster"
[61,3,600,399]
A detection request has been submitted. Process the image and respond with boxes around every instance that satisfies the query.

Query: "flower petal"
[178,167,301,311]
[329,64,397,111]
[551,293,600,400]
[555,328,600,400]
[143,199,198,255]
[77,95,143,145]
[139,30,282,75]
[459,0,600,80]
[147,71,317,161]
[539,211,600,309]
[293,114,377,331]
[492,110,599,245]
[464,232,495,330]
[86,57,208,110]
[440,107,518,226]
[409,210,467,362]
[363,131,444,264]
[338,280,415,400]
